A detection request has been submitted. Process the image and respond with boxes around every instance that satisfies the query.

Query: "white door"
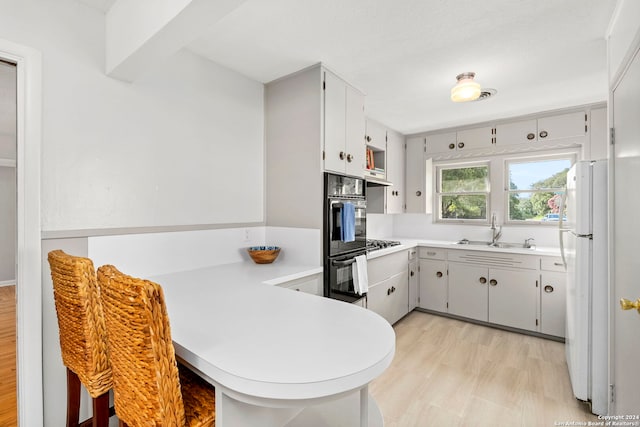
[344,85,365,177]
[611,45,640,414]
[386,129,404,214]
[405,137,426,213]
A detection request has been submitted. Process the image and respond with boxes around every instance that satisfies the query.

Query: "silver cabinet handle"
[489,279,498,286]
[416,191,422,197]
[544,285,554,293]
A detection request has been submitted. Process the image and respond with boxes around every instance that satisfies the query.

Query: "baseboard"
[0,280,15,287]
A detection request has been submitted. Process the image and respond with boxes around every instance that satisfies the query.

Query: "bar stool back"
[96,265,215,427]
[48,250,112,427]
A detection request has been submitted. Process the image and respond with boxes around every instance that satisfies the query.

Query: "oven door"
[326,249,367,303]
[328,199,367,256]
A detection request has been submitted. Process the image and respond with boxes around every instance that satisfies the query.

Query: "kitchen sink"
[455,239,534,249]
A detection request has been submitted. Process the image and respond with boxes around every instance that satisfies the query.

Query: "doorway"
[0,59,16,425]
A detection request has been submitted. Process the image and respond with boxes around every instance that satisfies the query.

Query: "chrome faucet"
[524,238,536,249]
[490,213,502,244]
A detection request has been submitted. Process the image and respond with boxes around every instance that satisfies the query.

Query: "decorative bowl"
[247,246,281,264]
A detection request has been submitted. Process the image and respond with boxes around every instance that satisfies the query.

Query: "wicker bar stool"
[96,265,216,427]
[48,250,113,427]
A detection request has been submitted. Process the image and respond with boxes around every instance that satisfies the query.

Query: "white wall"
[0,0,265,232]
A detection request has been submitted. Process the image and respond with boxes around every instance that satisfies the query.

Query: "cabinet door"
[495,119,537,145]
[323,70,347,174]
[418,259,447,312]
[448,262,488,321]
[537,111,587,141]
[456,126,494,150]
[388,270,409,324]
[386,129,405,214]
[408,258,418,311]
[365,119,387,150]
[345,85,365,177]
[367,271,407,325]
[405,137,426,213]
[488,268,539,332]
[540,271,566,337]
[425,132,457,154]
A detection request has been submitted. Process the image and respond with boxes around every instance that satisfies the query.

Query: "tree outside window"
[437,164,489,220]
[507,158,573,222]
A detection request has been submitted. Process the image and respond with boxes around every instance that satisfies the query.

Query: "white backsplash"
[366,214,395,238]
[265,227,321,265]
[392,213,561,248]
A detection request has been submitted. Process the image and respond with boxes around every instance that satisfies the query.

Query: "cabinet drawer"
[368,250,407,284]
[419,247,446,260]
[448,249,538,270]
[541,257,566,272]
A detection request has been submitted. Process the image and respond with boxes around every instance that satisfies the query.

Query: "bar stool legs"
[66,368,110,427]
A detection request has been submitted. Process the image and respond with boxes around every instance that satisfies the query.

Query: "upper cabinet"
[425,131,456,154]
[365,119,405,214]
[496,111,587,146]
[265,64,365,229]
[494,119,538,146]
[364,118,387,181]
[405,136,430,214]
[456,126,494,150]
[324,70,365,177]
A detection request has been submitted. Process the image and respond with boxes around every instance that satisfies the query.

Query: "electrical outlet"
[244,229,250,242]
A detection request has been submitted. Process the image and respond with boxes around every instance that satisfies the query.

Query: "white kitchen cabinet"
[386,129,405,213]
[405,137,431,214]
[537,111,587,142]
[277,274,323,296]
[425,131,457,154]
[456,126,494,150]
[367,250,409,325]
[365,119,387,150]
[408,248,418,311]
[265,64,364,229]
[325,71,365,177]
[448,262,488,322]
[418,259,447,312]
[540,270,566,338]
[495,119,538,146]
[366,124,405,214]
[488,268,539,332]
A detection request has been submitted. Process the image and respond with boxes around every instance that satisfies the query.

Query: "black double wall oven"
[323,173,367,303]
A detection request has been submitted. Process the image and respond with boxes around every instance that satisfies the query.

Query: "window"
[506,157,574,222]
[436,163,489,221]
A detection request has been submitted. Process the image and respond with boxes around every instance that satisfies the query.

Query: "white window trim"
[434,160,491,224]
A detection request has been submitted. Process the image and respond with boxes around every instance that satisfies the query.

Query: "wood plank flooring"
[370,311,597,427]
[0,285,16,426]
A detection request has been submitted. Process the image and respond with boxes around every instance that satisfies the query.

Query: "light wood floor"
[0,285,16,426]
[370,311,597,427]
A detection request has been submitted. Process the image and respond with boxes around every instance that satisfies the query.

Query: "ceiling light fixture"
[451,72,481,102]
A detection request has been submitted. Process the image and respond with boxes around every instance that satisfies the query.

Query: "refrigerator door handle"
[559,228,571,268]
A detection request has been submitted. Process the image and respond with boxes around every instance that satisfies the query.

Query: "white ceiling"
[82,0,618,134]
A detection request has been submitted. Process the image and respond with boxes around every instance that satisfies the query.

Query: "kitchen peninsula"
[150,263,395,427]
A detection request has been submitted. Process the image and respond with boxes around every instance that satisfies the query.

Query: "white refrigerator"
[560,160,608,415]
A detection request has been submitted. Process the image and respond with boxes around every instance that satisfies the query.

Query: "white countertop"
[150,262,395,402]
[366,238,562,259]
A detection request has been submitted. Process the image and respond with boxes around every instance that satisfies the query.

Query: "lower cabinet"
[418,259,448,312]
[368,270,409,325]
[488,268,539,332]
[448,263,488,321]
[448,263,538,331]
[367,250,410,325]
[408,249,419,311]
[540,271,566,337]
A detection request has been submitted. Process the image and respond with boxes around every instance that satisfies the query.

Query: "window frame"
[435,160,491,224]
[503,153,577,225]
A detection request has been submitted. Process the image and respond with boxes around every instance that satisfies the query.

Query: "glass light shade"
[451,78,481,102]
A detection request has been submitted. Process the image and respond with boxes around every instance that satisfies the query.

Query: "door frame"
[608,25,640,415]
[0,38,43,425]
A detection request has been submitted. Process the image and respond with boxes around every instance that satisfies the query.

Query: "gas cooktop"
[366,239,402,251]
